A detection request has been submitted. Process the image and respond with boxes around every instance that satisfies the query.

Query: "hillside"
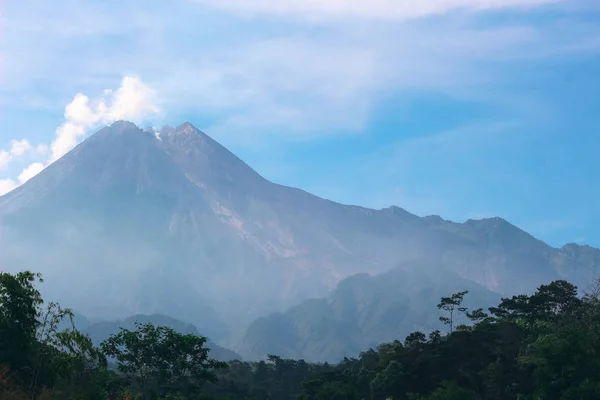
[238,260,501,361]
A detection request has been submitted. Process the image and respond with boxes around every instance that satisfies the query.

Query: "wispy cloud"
[9,139,32,156]
[0,179,17,196]
[0,152,10,170]
[17,163,45,185]
[1,0,597,146]
[190,0,563,20]
[0,139,43,172]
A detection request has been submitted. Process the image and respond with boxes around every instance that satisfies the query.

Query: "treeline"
[1,271,600,399]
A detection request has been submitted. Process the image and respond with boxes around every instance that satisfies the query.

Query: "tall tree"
[437,291,468,333]
[0,271,43,386]
[101,322,226,399]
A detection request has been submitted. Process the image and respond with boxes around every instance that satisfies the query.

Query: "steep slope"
[0,120,598,344]
[238,260,501,362]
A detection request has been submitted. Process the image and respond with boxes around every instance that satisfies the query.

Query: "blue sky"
[1,0,599,247]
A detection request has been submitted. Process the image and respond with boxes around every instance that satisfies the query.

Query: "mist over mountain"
[0,120,598,350]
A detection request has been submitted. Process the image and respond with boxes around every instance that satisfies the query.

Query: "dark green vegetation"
[3,270,600,399]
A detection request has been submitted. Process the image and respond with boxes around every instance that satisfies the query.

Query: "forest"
[1,270,599,400]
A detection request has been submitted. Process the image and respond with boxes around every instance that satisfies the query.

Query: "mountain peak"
[171,121,198,137]
[158,121,267,193]
[463,216,524,236]
[177,121,196,131]
[90,120,153,144]
[423,215,445,224]
[382,205,410,215]
[109,120,139,130]
[158,122,209,141]
[465,216,507,224]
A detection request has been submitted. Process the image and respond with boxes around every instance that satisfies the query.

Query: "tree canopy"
[1,270,600,399]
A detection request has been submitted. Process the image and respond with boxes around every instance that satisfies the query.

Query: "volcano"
[1,121,598,343]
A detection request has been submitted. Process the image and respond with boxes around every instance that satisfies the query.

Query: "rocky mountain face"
[0,120,598,346]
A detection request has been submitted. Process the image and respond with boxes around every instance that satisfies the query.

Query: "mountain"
[0,120,599,345]
[82,314,241,362]
[237,260,501,362]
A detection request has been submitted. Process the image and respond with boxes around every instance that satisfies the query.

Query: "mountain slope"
[0,120,598,344]
[238,260,501,362]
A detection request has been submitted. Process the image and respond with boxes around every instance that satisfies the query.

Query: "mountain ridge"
[238,259,502,362]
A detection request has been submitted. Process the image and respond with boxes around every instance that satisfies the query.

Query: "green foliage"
[0,271,108,399]
[101,322,226,399]
[409,381,478,400]
[0,271,43,385]
[437,290,468,333]
[293,280,600,400]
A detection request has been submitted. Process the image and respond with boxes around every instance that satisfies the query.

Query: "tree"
[404,332,426,348]
[0,271,107,399]
[369,360,406,399]
[0,271,43,386]
[101,322,226,399]
[29,301,77,394]
[409,381,478,400]
[47,327,109,400]
[584,277,600,301]
[465,308,489,323]
[437,291,468,333]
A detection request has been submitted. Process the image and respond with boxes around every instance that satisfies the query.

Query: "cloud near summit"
[51,75,160,162]
[0,75,159,195]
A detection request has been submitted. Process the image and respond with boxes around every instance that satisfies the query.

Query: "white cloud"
[0,160,42,194]
[35,143,49,157]
[191,0,562,20]
[52,115,90,162]
[0,151,11,169]
[0,75,160,194]
[0,139,35,171]
[0,179,17,195]
[159,23,543,144]
[1,0,596,151]
[0,0,596,153]
[0,139,42,173]
[0,161,45,195]
[106,76,160,121]
[51,75,159,161]
[17,162,45,184]
[10,139,33,156]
